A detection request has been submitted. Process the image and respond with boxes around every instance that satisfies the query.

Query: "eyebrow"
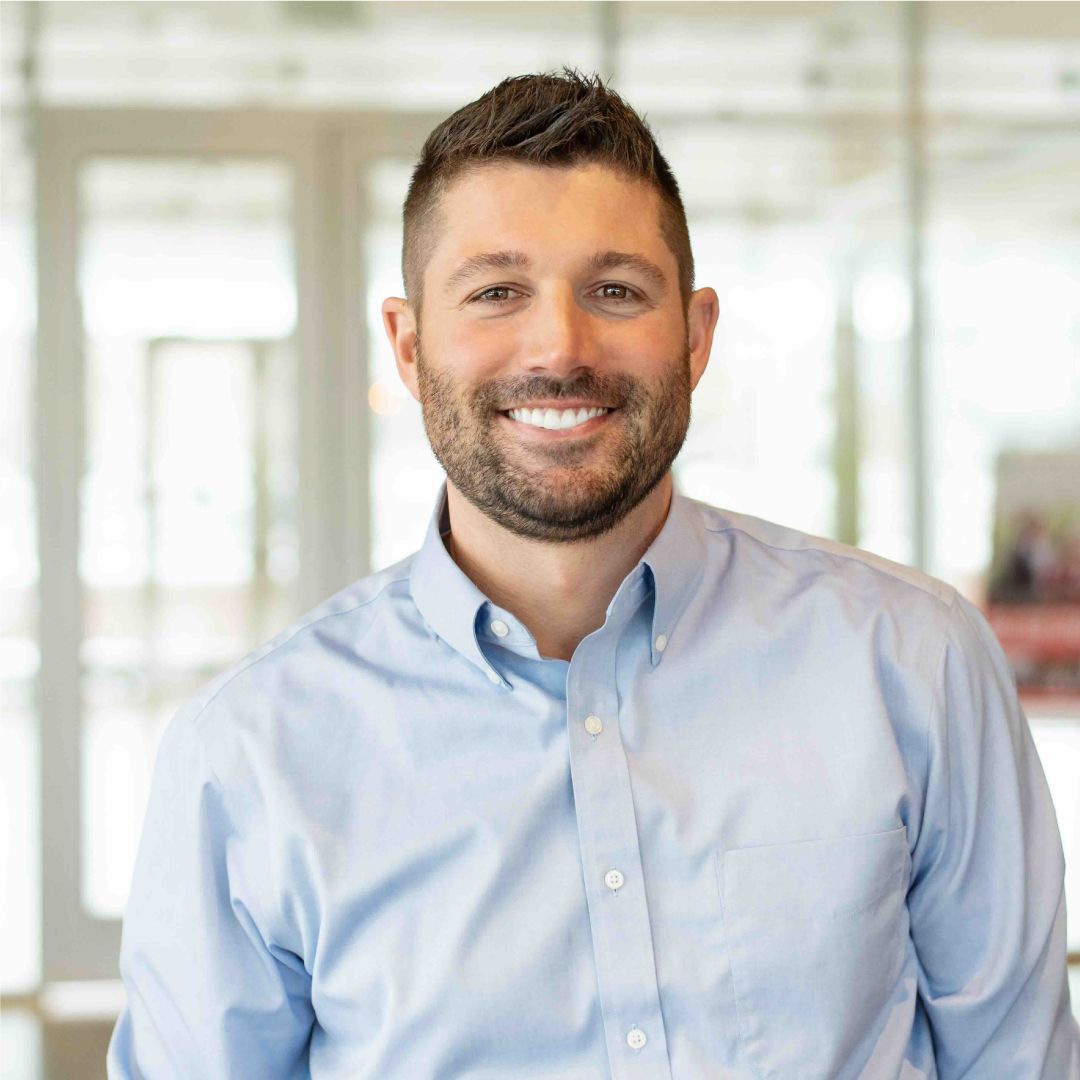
[442,248,669,296]
[444,250,531,293]
[586,250,669,294]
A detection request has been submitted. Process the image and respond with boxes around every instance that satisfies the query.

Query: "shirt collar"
[409,479,708,678]
[640,479,709,665]
[409,485,508,688]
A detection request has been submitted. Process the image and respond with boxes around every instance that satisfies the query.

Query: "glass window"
[654,120,907,543]
[925,130,1080,594]
[77,158,299,916]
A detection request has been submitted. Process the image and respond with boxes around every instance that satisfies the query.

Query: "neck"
[443,475,673,661]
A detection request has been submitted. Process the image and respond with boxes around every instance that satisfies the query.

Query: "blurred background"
[1,2,1079,1076]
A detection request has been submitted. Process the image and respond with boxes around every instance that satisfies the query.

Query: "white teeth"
[507,406,609,431]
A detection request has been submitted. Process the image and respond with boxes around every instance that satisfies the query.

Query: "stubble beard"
[414,341,693,543]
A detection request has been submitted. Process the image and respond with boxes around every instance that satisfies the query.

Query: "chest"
[253,639,919,1077]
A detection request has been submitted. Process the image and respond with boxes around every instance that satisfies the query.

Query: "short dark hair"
[402,68,694,311]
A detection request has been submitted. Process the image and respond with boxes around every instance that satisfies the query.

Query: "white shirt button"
[486,670,500,684]
[584,714,603,736]
[490,619,509,638]
[626,1027,647,1050]
[604,868,624,891]
[654,633,668,653]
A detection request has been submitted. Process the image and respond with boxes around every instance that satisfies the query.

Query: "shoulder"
[685,497,1010,724]
[680,496,979,679]
[169,552,418,754]
[692,497,958,613]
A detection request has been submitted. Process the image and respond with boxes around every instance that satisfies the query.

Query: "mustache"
[471,371,638,412]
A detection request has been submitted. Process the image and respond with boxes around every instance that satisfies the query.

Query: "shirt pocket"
[717,825,911,1079]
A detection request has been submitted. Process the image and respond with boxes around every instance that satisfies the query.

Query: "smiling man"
[384,153,712,663]
[110,72,1078,1078]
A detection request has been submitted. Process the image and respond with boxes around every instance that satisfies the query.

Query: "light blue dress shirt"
[109,485,1080,1078]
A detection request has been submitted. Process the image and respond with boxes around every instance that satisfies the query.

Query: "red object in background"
[985,603,1080,700]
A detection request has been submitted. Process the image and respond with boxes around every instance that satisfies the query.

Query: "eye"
[470,286,521,304]
[594,283,638,302]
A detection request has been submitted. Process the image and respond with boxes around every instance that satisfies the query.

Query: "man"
[109,71,1078,1078]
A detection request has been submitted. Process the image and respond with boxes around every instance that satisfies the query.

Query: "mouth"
[499,404,617,435]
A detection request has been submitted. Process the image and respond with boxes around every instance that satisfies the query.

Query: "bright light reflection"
[853,273,911,342]
[81,239,296,340]
[82,708,150,917]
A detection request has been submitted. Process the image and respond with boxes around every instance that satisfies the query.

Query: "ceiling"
[1,1,1077,118]
[2,2,1078,229]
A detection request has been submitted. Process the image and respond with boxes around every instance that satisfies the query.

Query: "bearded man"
[110,71,1079,1078]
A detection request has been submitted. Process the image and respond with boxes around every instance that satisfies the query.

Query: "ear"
[382,297,421,402]
[686,286,719,391]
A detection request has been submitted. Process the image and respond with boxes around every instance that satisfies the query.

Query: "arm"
[107,703,315,1079]
[908,594,1079,1077]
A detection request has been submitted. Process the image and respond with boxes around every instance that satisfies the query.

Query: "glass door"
[35,110,329,982]
[33,106,439,985]
[78,161,300,920]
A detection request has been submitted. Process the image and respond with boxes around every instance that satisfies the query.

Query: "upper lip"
[502,401,616,412]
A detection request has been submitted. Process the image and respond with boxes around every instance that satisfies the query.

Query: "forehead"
[428,162,670,271]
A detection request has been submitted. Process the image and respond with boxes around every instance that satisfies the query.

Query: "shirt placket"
[566,577,673,1080]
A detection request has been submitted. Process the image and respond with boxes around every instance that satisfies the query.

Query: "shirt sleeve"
[907,593,1080,1078]
[107,702,315,1079]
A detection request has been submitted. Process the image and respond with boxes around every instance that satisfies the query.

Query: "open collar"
[409,480,708,678]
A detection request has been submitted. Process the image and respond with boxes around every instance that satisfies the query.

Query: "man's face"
[386,162,716,542]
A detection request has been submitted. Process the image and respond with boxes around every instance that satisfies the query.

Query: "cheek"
[609,321,682,373]
[596,299,682,347]
[437,321,518,377]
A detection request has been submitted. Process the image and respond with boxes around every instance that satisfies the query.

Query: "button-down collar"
[409,480,707,677]
[408,487,509,689]
[638,483,708,665]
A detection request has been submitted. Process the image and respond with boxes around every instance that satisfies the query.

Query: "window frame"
[33,107,437,981]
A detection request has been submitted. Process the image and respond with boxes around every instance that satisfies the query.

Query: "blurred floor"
[2,1011,111,1080]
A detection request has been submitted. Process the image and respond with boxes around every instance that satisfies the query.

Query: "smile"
[505,406,611,431]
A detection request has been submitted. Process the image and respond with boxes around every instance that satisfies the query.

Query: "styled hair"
[402,68,694,310]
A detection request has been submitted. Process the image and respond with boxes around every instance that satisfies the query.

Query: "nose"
[523,284,597,378]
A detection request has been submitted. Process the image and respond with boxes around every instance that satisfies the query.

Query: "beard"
[415,341,693,543]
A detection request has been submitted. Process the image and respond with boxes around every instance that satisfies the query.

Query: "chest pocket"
[718,825,911,1079]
